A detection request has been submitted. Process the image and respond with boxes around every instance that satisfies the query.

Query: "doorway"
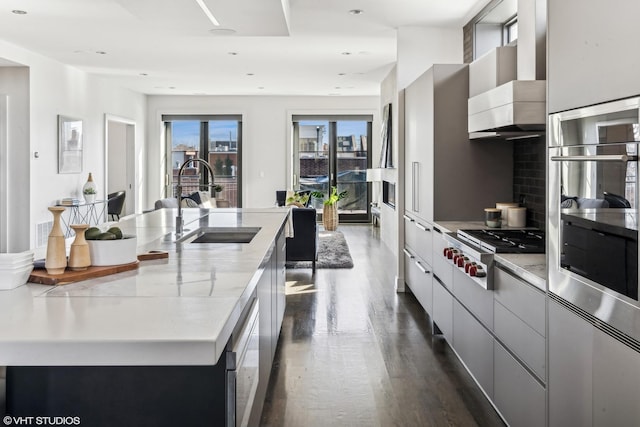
[292,115,372,222]
[105,114,136,217]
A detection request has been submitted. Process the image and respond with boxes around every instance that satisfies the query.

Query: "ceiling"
[0,0,488,96]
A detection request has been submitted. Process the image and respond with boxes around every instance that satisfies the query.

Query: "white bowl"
[0,251,34,267]
[87,236,137,266]
[0,264,34,290]
[0,260,34,271]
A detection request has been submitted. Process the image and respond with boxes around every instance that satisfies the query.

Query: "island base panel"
[6,362,229,427]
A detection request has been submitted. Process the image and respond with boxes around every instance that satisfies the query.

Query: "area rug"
[286,230,354,269]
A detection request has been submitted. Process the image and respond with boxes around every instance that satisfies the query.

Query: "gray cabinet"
[494,341,546,427]
[548,299,593,427]
[453,299,494,398]
[251,229,287,426]
[493,267,546,379]
[548,0,640,112]
[404,247,433,314]
[404,64,512,224]
[403,214,433,266]
[592,327,640,426]
[549,298,640,427]
[432,227,453,290]
[452,267,494,330]
[432,278,453,343]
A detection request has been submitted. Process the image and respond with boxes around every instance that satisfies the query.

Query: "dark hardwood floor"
[260,224,505,427]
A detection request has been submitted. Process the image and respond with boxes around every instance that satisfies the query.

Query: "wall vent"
[36,221,53,247]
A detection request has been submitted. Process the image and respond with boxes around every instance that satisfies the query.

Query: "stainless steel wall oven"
[549,96,640,340]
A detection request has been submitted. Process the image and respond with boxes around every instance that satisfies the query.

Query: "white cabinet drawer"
[403,214,433,265]
[494,301,546,380]
[404,248,433,314]
[433,278,453,343]
[494,341,546,427]
[453,267,494,330]
[453,300,494,398]
[432,229,453,290]
[494,267,545,336]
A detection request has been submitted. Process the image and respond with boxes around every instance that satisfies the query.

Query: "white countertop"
[434,221,547,291]
[0,208,289,367]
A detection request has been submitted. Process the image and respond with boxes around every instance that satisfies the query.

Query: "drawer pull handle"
[415,261,430,274]
[403,214,414,222]
[403,248,415,259]
[414,222,430,232]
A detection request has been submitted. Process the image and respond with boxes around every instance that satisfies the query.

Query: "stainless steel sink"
[178,227,261,244]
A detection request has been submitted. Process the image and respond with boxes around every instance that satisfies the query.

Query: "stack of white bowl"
[0,250,34,290]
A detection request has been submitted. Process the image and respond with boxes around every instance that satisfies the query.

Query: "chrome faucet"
[175,158,215,236]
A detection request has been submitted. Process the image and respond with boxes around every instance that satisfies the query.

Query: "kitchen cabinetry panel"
[432,228,453,290]
[433,278,453,343]
[592,326,640,426]
[494,267,545,336]
[453,300,494,398]
[404,64,511,224]
[494,342,546,427]
[404,248,433,314]
[403,214,433,266]
[548,0,640,113]
[404,66,436,223]
[494,301,545,380]
[548,300,593,427]
[452,267,494,330]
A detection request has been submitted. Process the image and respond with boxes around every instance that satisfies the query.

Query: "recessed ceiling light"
[139,73,148,76]
[349,9,364,15]
[335,87,341,89]
[246,73,254,76]
[169,86,176,90]
[209,28,236,36]
[341,52,352,56]
[12,10,27,15]
[95,51,107,55]
[195,0,220,26]
[338,73,346,76]
[228,52,238,56]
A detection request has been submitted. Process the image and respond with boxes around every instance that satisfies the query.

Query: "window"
[292,115,372,222]
[163,115,242,208]
[504,16,518,44]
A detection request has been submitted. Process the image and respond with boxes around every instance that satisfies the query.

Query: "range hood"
[468,80,546,140]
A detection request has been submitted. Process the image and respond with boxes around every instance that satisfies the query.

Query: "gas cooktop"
[457,229,545,254]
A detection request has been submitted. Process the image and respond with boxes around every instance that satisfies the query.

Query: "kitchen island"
[1,208,290,426]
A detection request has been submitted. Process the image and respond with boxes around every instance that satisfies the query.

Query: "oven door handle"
[551,154,637,162]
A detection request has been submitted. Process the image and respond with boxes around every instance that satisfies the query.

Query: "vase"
[45,206,67,275]
[83,172,97,202]
[323,204,338,231]
[68,224,91,271]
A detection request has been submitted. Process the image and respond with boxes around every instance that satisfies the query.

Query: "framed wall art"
[58,115,83,174]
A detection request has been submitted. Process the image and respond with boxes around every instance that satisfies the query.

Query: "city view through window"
[295,119,371,220]
[169,119,240,208]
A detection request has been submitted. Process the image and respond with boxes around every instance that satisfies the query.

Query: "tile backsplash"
[513,137,546,230]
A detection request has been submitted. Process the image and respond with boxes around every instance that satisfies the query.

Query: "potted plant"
[312,186,347,231]
[286,192,310,208]
[212,184,224,198]
[83,186,97,203]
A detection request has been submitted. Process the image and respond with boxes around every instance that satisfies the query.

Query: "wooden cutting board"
[28,251,169,286]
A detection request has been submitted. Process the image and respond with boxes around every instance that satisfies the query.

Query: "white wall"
[146,95,379,210]
[0,39,147,251]
[397,26,464,90]
[379,67,399,256]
